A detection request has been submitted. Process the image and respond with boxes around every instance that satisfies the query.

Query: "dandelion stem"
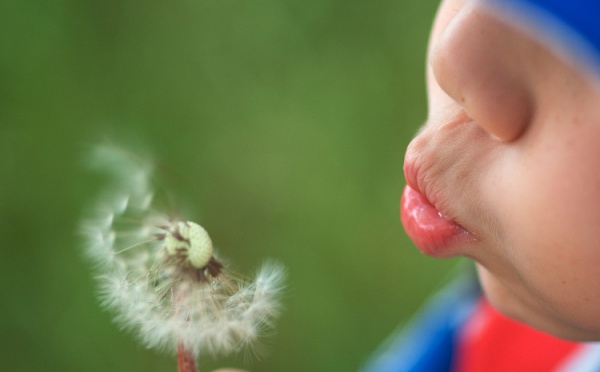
[177,343,197,372]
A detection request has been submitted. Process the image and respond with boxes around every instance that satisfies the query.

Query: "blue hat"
[484,0,600,77]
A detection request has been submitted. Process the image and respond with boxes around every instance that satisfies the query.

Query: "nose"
[429,3,534,141]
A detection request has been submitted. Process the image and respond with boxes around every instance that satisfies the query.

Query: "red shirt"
[456,299,587,372]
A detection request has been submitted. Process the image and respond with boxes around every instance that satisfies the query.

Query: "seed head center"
[164,221,213,268]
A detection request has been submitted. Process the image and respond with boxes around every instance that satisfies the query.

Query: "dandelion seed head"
[81,144,285,358]
[163,221,214,269]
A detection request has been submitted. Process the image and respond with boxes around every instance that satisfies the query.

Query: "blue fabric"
[361,276,480,372]
[516,0,600,54]
[485,0,600,76]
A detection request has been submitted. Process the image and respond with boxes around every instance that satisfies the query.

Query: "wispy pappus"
[81,144,285,371]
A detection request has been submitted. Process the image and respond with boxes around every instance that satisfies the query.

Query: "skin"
[405,0,600,341]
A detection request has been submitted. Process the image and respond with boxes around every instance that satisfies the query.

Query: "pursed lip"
[400,184,473,257]
[401,118,481,257]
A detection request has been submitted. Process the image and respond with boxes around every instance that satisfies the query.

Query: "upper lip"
[403,136,451,221]
[403,115,480,227]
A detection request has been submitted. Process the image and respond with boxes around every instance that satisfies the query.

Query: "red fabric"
[455,299,582,372]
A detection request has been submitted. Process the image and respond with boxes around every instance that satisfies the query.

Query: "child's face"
[403,0,600,341]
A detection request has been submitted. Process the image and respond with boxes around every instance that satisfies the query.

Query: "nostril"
[466,79,533,141]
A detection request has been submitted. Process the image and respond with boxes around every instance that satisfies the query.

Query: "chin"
[475,264,600,342]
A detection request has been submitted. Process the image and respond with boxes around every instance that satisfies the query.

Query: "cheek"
[482,131,600,336]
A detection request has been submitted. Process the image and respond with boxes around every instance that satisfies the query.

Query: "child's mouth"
[400,185,473,257]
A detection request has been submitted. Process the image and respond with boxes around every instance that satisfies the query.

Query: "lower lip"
[400,185,471,257]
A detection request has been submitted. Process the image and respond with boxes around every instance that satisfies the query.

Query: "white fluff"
[81,144,285,357]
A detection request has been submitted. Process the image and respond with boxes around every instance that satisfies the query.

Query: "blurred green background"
[0,0,464,371]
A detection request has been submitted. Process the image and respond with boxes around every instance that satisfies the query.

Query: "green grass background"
[0,0,463,371]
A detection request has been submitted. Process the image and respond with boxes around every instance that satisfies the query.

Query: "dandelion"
[81,144,285,372]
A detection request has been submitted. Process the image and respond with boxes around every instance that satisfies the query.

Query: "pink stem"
[177,343,197,372]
